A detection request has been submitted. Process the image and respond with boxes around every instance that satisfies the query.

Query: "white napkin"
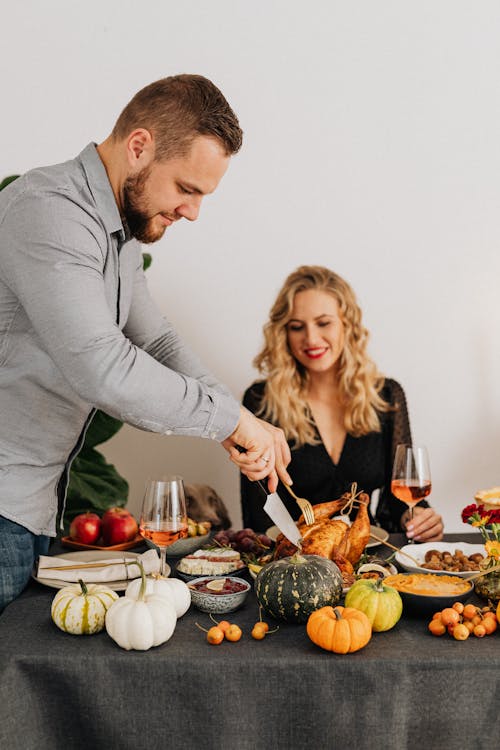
[37,549,160,583]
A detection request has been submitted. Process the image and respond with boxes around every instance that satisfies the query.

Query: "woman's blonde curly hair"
[253,265,389,447]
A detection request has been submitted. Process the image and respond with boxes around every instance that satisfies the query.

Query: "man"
[0,74,291,610]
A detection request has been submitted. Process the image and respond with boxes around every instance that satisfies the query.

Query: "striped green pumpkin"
[255,553,343,623]
[51,580,118,635]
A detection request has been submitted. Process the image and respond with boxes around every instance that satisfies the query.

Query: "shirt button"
[210,431,217,440]
[165,430,173,436]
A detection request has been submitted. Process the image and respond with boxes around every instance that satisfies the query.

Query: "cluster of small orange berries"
[196,611,278,645]
[428,602,498,640]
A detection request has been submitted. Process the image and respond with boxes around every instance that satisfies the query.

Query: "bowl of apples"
[63,507,141,550]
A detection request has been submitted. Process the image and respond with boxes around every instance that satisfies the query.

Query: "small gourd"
[255,553,343,623]
[344,578,403,632]
[51,580,118,635]
[307,605,372,653]
[105,562,176,650]
[125,575,190,618]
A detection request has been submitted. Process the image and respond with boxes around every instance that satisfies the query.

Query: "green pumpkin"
[344,578,402,632]
[255,553,343,623]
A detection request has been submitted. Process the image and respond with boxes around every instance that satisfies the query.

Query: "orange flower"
[484,541,500,560]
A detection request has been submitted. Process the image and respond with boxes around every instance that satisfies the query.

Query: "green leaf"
[0,175,20,191]
[82,410,124,447]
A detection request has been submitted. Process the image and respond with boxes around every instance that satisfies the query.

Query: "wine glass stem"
[159,546,168,576]
[406,506,415,544]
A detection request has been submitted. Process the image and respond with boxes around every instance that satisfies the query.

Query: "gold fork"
[282,483,315,526]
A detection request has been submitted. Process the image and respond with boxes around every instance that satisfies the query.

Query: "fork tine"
[304,502,315,525]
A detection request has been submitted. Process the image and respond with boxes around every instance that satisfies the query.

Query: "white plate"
[366,525,389,548]
[395,541,485,578]
[33,550,170,591]
[266,524,389,549]
[265,525,280,542]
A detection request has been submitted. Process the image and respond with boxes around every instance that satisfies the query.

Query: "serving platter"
[33,550,170,591]
[60,534,144,552]
[395,541,486,578]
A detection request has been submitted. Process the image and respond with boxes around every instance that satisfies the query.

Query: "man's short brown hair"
[112,74,243,160]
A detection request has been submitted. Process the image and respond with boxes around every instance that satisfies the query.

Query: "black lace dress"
[240,378,428,533]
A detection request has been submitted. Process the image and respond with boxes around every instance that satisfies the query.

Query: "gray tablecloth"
[1,534,498,750]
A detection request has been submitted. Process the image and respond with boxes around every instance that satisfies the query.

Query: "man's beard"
[122,167,166,244]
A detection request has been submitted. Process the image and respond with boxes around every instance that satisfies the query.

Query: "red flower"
[461,504,479,523]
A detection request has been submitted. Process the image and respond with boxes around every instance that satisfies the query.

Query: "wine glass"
[139,476,188,575]
[391,444,432,543]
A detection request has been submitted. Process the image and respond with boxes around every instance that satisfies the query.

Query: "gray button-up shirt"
[0,144,240,535]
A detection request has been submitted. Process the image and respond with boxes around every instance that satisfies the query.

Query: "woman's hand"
[401,506,444,542]
[222,408,292,492]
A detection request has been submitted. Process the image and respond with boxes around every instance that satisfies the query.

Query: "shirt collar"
[78,143,126,242]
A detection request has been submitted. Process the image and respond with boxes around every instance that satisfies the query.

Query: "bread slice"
[475,487,500,510]
[177,548,245,576]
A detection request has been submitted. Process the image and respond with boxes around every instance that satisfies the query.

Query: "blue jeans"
[0,515,50,612]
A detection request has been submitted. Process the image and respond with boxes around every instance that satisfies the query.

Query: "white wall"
[3,1,500,532]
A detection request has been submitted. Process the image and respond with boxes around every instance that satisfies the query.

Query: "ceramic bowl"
[384,572,474,616]
[144,531,211,557]
[188,576,251,614]
[395,542,486,578]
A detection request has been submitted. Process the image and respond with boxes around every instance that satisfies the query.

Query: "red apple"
[69,512,102,545]
[101,507,138,546]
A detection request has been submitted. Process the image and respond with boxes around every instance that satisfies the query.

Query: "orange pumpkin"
[306,605,372,654]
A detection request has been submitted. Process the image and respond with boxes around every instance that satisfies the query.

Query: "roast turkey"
[273,491,371,575]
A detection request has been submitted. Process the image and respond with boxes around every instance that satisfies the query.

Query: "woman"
[241,265,443,541]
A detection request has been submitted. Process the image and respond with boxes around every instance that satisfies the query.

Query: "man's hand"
[401,506,444,542]
[222,408,292,493]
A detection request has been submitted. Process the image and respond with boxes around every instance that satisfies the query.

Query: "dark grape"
[238,537,256,552]
[257,534,273,548]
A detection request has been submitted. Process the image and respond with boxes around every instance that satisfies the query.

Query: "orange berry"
[462,604,478,620]
[206,626,224,645]
[453,623,470,641]
[432,611,443,621]
[482,611,496,620]
[463,620,475,633]
[473,624,487,638]
[471,614,482,626]
[452,602,464,614]
[441,608,460,626]
[251,624,267,640]
[482,617,497,635]
[225,624,242,642]
[428,619,446,636]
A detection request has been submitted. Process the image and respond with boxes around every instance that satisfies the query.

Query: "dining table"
[0,531,498,750]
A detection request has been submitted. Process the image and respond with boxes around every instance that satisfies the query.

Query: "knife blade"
[257,481,302,549]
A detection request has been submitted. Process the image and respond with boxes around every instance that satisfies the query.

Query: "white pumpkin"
[51,580,118,635]
[125,575,191,618]
[105,594,176,650]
